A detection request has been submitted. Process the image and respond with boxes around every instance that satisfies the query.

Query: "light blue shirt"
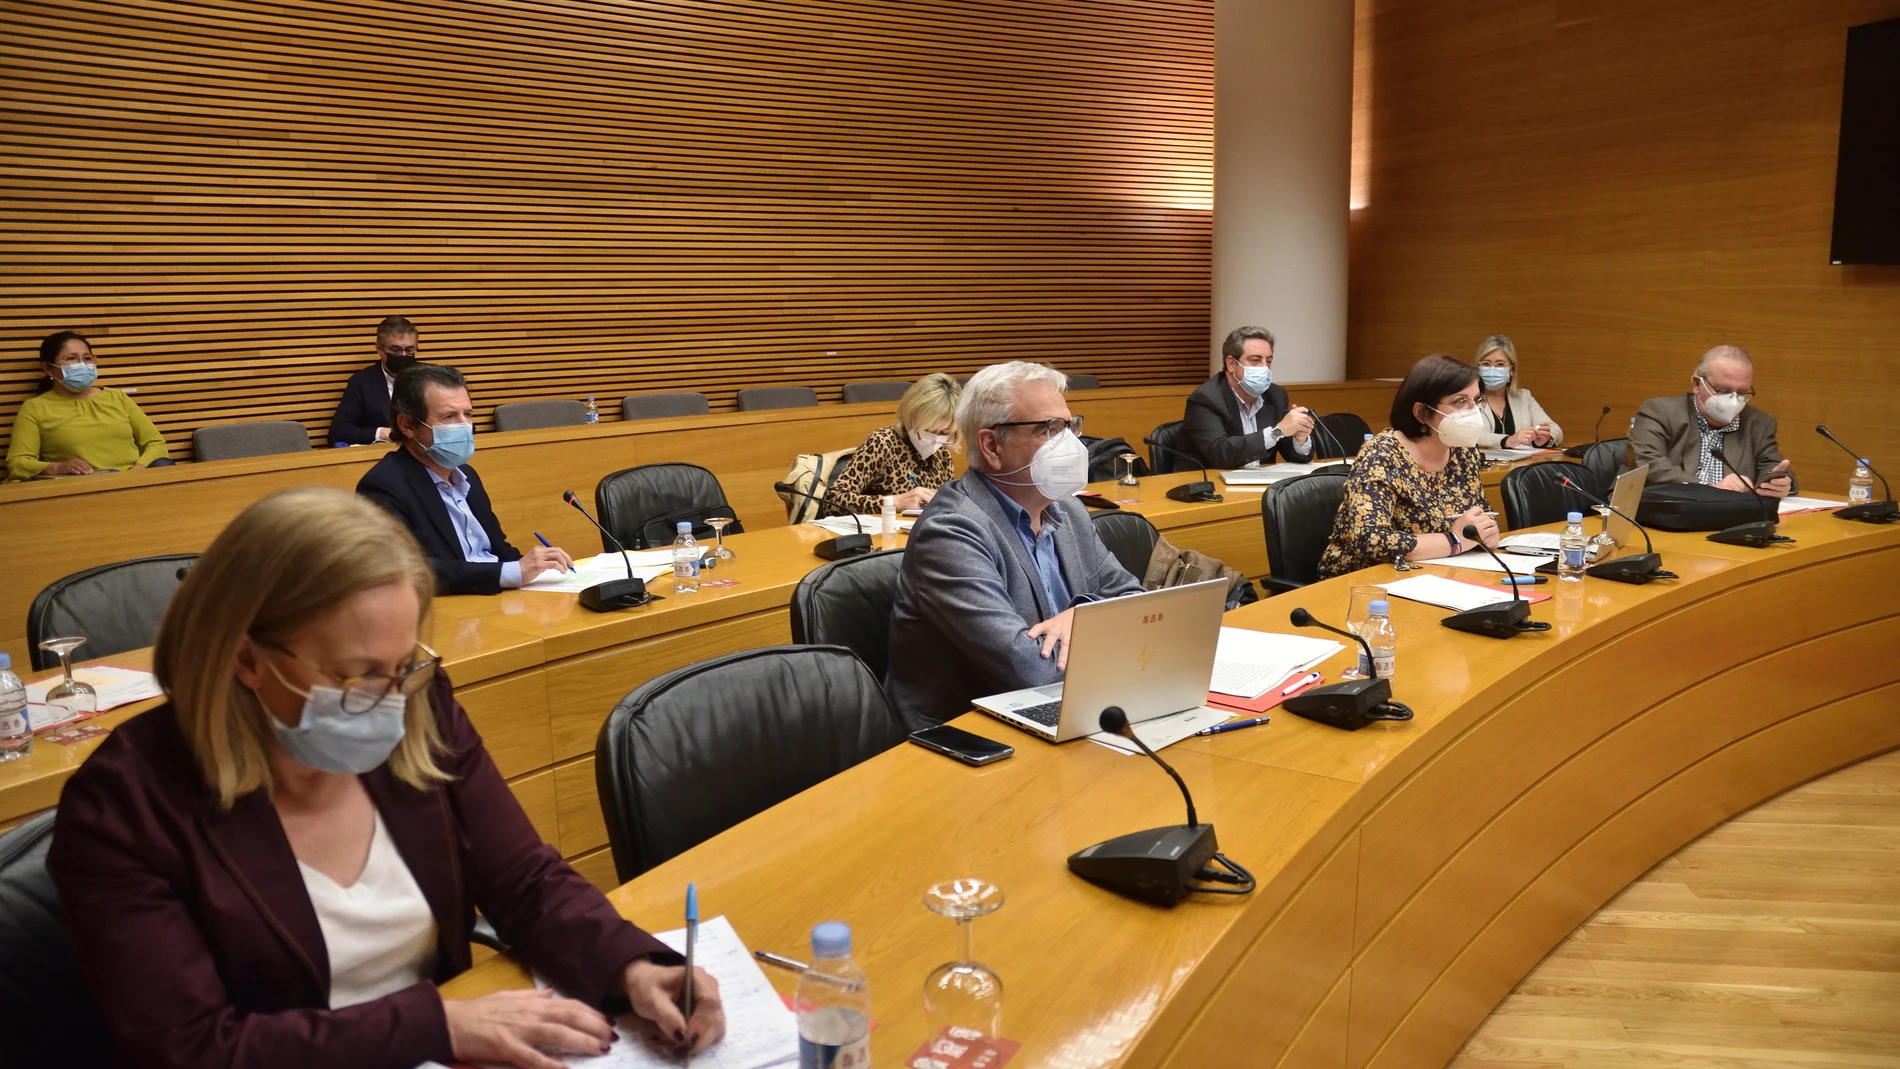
[978,474,1074,617]
[1230,381,1313,465]
[424,466,522,589]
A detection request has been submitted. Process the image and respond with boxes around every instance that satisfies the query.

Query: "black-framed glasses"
[379,344,420,358]
[990,415,1084,439]
[262,642,440,714]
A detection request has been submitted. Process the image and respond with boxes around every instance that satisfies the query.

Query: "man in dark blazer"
[1632,344,1794,496]
[1180,325,1318,469]
[357,363,574,594]
[887,361,1143,728]
[328,315,421,446]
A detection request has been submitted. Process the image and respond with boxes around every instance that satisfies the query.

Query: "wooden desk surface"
[441,511,1900,1069]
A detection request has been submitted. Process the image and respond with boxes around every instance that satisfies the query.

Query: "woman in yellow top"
[7,331,170,481]
[822,373,962,516]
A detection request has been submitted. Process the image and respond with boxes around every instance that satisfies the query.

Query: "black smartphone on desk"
[908,725,1015,766]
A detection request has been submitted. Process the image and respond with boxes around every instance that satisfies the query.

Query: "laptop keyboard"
[1012,701,1063,727]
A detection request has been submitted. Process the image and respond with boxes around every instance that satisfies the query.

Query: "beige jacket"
[1475,387,1563,449]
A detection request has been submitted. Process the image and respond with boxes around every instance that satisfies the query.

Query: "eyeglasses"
[262,642,440,714]
[990,415,1084,440]
[1436,396,1479,412]
[1696,377,1755,400]
[380,344,420,358]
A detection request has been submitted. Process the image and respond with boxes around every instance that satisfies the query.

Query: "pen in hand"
[681,883,698,1064]
[533,531,575,573]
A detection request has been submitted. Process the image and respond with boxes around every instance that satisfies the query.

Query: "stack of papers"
[1209,627,1342,699]
[806,515,914,537]
[1498,533,1601,560]
[1219,461,1335,487]
[1088,707,1233,755]
[1481,447,1562,462]
[1424,549,1548,575]
[26,666,162,729]
[521,552,678,594]
[1778,495,1849,514]
[1380,574,1516,612]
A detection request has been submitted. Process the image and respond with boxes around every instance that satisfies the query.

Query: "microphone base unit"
[1586,552,1675,584]
[1707,521,1794,548]
[1067,822,1218,908]
[578,577,659,613]
[1282,676,1414,731]
[1441,598,1551,639]
[812,532,875,561]
[1166,481,1221,503]
[1837,500,1900,524]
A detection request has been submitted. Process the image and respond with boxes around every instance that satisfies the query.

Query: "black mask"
[383,352,419,375]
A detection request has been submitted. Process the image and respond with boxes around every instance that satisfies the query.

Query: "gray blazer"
[1631,393,1793,489]
[886,470,1143,729]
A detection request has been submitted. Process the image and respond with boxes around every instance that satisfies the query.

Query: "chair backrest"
[1065,373,1101,390]
[28,554,198,671]
[1262,472,1349,588]
[595,645,907,881]
[621,392,710,421]
[789,550,905,681]
[493,399,589,432]
[0,811,113,1069]
[734,386,819,412]
[595,463,743,551]
[1148,420,1193,474]
[1091,511,1161,580]
[1316,412,1373,458]
[1500,461,1592,530]
[839,381,911,404]
[190,420,311,463]
[1579,437,1629,497]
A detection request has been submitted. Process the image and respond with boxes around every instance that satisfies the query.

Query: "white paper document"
[806,515,913,536]
[1424,549,1547,575]
[521,554,676,594]
[1778,495,1849,514]
[1380,574,1515,613]
[1499,533,1598,560]
[1481,447,1548,462]
[1088,706,1233,755]
[1209,627,1342,698]
[1219,461,1330,485]
[26,665,162,727]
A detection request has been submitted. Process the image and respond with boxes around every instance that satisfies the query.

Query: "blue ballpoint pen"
[1196,715,1271,737]
[682,883,698,1062]
[532,531,575,573]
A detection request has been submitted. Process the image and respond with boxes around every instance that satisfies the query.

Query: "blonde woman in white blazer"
[1474,335,1562,448]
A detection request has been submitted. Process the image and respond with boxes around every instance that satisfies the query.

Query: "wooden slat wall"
[0,0,1214,459]
[1347,0,1900,497]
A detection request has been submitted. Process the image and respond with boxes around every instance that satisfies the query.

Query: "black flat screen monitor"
[1830,17,1900,265]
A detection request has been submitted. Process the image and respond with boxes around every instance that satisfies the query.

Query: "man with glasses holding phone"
[885,361,1143,729]
[330,316,423,446]
[1631,344,1794,497]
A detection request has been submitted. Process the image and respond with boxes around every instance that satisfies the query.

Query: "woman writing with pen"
[823,374,962,517]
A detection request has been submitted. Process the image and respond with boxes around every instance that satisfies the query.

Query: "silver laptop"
[1602,462,1649,558]
[972,579,1228,742]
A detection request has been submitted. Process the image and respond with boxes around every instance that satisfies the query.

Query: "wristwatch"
[1264,427,1285,448]
[1446,528,1463,555]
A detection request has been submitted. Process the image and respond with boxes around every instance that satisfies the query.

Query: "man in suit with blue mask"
[356,363,574,595]
[885,361,1144,728]
[1180,325,1317,469]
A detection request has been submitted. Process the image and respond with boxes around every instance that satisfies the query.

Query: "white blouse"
[297,810,439,1009]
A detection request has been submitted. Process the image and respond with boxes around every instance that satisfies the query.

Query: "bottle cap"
[677,521,692,533]
[1567,511,1583,522]
[1860,458,1871,465]
[811,921,852,959]
[1369,599,1389,615]
[0,652,9,670]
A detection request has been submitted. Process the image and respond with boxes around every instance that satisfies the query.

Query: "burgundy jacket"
[48,670,673,1069]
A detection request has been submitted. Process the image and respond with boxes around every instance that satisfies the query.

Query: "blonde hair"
[155,487,448,809]
[1475,334,1518,387]
[896,373,963,441]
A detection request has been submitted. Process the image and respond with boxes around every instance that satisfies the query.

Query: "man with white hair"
[1631,344,1793,496]
[886,361,1144,728]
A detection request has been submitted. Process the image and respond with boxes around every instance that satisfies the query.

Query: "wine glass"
[1340,586,1385,679]
[37,636,97,718]
[922,878,1004,1038]
[704,516,737,587]
[1588,505,1618,558]
[1117,452,1141,487]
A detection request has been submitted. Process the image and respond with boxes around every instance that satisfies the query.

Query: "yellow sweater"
[6,388,170,481]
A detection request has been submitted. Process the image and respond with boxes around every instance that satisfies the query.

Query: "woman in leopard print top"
[822,373,961,517]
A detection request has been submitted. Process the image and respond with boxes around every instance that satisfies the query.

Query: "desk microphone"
[1281,609,1415,729]
[1704,447,1793,548]
[561,490,656,612]
[1562,406,1612,458]
[1440,526,1552,638]
[1815,425,1898,523]
[1557,476,1676,584]
[772,482,874,560]
[1142,434,1220,502]
[1066,707,1253,907]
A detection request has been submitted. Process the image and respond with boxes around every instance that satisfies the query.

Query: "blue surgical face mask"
[1237,363,1272,397]
[265,684,409,775]
[423,421,475,468]
[1479,367,1512,391]
[58,363,98,391]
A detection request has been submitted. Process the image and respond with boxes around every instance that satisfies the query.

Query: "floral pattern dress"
[1317,429,1486,578]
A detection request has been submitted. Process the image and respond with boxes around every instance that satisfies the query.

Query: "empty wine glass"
[1117,452,1141,486]
[37,636,97,718]
[922,878,1004,1038]
[704,516,737,587]
[1589,505,1618,558]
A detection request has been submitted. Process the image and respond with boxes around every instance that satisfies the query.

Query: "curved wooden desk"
[443,511,1900,1068]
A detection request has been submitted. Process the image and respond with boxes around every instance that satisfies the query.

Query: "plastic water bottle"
[796,922,871,1069]
[1359,599,1396,680]
[584,396,599,424]
[1559,511,1588,582]
[671,521,700,593]
[1849,459,1874,506]
[0,654,30,761]
[879,495,898,547]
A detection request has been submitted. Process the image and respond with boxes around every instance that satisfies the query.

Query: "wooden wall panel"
[1349,0,1900,496]
[0,0,1214,460]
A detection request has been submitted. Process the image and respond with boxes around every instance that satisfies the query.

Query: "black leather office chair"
[1579,437,1629,498]
[840,381,911,404]
[1500,461,1593,530]
[191,420,312,462]
[734,386,819,412]
[1261,471,1348,594]
[1091,511,1160,581]
[0,811,113,1069]
[789,550,905,682]
[1315,412,1373,458]
[27,554,198,671]
[1064,373,1101,390]
[493,400,589,431]
[621,392,710,421]
[595,645,907,881]
[1147,420,1193,474]
[595,464,743,551]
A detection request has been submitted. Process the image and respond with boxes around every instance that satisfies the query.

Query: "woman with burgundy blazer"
[48,487,725,1069]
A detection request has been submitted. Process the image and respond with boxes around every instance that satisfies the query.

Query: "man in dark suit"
[357,363,574,594]
[1180,325,1318,469]
[1632,344,1794,496]
[328,315,421,446]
